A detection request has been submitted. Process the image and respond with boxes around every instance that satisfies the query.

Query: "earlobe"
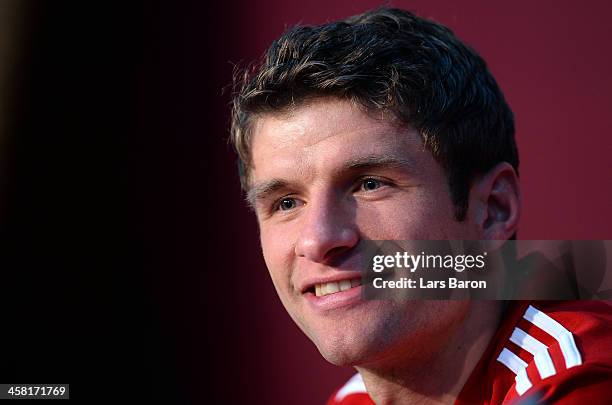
[472,162,521,240]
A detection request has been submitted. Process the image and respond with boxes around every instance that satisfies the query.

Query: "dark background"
[1,0,610,403]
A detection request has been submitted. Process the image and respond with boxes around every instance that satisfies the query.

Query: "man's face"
[249,98,481,366]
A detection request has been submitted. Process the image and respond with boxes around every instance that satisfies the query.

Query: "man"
[230,8,612,404]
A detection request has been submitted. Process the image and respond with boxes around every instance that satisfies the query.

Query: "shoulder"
[326,373,374,405]
[330,301,612,405]
[495,301,612,404]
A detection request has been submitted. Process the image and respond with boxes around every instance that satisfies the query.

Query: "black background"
[1,1,252,402]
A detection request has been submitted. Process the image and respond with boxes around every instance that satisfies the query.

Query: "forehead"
[249,98,427,182]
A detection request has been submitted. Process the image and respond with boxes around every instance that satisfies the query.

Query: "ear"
[470,162,521,240]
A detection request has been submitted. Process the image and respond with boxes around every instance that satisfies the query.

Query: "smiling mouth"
[313,278,363,297]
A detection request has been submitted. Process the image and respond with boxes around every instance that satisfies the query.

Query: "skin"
[248,97,521,404]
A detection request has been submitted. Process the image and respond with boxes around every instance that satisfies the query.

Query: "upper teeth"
[315,279,362,297]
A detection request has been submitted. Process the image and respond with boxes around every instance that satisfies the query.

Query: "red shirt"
[327,301,612,404]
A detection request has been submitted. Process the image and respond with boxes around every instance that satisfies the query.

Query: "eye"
[277,197,300,211]
[361,178,384,192]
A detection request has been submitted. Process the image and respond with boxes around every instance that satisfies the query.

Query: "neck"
[355,301,502,405]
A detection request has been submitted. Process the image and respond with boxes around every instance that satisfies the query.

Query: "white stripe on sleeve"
[510,327,556,379]
[523,305,582,369]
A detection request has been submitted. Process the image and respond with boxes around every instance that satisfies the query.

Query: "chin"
[312,331,383,367]
[317,345,365,367]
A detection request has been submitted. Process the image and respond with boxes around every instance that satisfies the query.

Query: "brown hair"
[230,7,518,220]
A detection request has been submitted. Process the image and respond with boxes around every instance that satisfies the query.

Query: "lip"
[304,283,364,311]
[299,271,363,294]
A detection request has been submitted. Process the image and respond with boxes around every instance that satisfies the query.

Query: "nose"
[294,193,359,264]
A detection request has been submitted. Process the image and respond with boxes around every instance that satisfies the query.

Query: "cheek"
[259,224,295,288]
[357,192,456,240]
[397,187,464,239]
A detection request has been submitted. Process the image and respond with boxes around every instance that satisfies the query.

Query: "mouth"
[302,277,365,311]
[306,278,363,297]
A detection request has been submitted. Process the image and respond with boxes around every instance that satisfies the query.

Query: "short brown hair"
[230,7,518,220]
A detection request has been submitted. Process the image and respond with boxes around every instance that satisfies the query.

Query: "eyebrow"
[341,155,415,171]
[246,154,415,208]
[246,179,289,209]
